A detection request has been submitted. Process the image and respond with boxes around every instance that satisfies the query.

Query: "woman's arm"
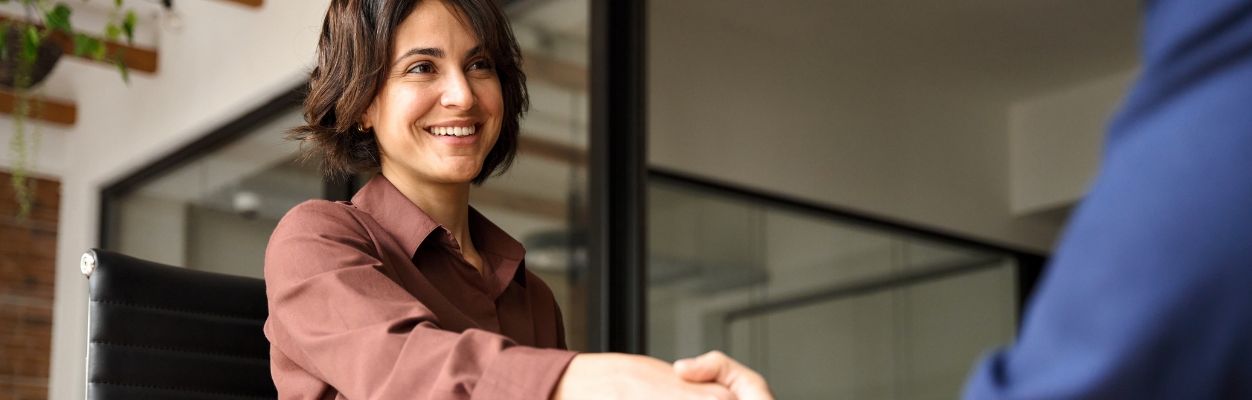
[552,353,736,400]
[269,200,768,399]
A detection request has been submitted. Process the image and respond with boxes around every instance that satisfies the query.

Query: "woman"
[264,0,771,399]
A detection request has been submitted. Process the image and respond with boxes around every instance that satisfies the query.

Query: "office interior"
[0,0,1141,399]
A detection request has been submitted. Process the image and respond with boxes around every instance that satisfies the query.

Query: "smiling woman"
[364,0,507,193]
[290,0,524,186]
[264,0,771,399]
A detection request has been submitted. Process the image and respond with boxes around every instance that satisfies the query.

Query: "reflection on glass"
[647,180,1017,399]
[470,0,590,351]
[111,108,319,279]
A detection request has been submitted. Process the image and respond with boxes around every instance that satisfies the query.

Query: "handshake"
[553,350,774,400]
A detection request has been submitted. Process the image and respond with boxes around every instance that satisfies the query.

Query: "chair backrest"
[81,248,277,400]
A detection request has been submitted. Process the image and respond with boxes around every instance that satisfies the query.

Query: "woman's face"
[364,0,503,186]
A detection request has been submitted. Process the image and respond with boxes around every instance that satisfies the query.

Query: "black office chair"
[81,248,277,400]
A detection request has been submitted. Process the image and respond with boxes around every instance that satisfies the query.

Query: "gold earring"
[357,122,368,132]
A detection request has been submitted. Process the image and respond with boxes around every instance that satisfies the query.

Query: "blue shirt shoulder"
[964,1,1252,398]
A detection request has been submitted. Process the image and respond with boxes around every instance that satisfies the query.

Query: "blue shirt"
[963,1,1252,398]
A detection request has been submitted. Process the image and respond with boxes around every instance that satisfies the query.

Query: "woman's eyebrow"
[393,47,444,67]
[391,45,485,67]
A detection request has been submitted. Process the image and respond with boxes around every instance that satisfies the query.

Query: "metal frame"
[721,257,1008,325]
[649,168,1050,322]
[716,256,1009,351]
[587,0,648,353]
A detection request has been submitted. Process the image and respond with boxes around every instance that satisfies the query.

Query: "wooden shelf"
[0,90,76,125]
[218,0,264,7]
[0,14,159,74]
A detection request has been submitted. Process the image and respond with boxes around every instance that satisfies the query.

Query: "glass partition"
[647,175,1019,399]
[107,106,314,279]
[474,0,591,350]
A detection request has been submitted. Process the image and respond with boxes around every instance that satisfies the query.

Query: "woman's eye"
[408,62,435,74]
[469,60,494,71]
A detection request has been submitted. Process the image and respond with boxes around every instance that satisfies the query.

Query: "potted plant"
[2,0,136,221]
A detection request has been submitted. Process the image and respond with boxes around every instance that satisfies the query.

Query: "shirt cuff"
[473,346,578,400]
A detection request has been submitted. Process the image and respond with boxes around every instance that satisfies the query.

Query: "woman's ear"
[360,99,379,131]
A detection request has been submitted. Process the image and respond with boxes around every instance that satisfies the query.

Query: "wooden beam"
[0,90,76,125]
[216,0,264,8]
[0,14,158,73]
[518,135,587,167]
[522,51,586,92]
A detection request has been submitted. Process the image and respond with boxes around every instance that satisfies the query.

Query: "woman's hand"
[674,351,774,400]
[552,353,736,400]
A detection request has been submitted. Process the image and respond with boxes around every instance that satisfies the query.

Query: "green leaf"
[45,4,72,34]
[92,38,106,60]
[114,57,128,83]
[72,33,88,56]
[22,26,39,62]
[0,22,10,61]
[104,23,121,42]
[72,33,98,58]
[115,0,122,6]
[122,10,135,45]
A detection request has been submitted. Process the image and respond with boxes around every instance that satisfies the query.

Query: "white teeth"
[431,125,475,136]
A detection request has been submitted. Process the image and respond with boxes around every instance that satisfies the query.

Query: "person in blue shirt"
[677,1,1252,399]
[962,0,1252,398]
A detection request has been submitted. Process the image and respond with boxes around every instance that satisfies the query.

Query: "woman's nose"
[440,72,476,110]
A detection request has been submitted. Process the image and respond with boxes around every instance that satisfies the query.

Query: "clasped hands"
[553,351,774,400]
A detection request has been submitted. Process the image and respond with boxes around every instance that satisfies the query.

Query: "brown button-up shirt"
[263,174,577,400]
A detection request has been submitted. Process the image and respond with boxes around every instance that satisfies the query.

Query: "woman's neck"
[380,168,482,274]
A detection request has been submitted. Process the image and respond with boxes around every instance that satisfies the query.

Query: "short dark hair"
[289,0,527,185]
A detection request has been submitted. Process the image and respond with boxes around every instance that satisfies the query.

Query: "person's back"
[964,0,1252,398]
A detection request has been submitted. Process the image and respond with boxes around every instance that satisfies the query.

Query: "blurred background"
[0,0,1141,399]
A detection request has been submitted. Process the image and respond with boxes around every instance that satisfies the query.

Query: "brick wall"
[0,173,60,400]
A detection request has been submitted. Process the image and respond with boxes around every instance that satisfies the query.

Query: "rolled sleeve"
[473,347,577,400]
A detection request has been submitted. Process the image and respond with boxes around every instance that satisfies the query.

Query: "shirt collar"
[351,174,529,289]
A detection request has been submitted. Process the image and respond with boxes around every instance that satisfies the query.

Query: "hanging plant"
[2,0,136,221]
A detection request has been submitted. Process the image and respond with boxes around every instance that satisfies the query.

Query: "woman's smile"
[424,121,481,146]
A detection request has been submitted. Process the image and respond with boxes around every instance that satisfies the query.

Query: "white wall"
[1009,70,1136,215]
[0,1,328,398]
